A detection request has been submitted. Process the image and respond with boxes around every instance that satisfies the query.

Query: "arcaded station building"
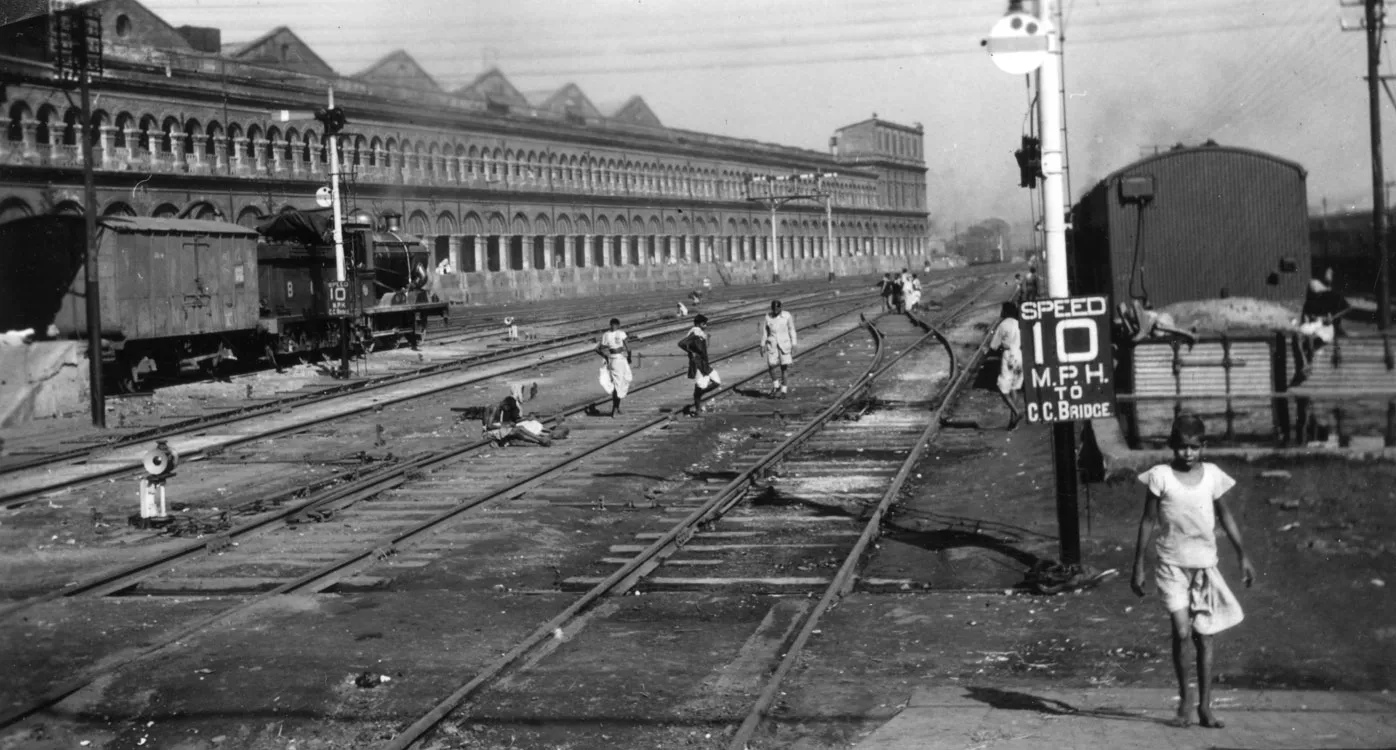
[0,0,932,303]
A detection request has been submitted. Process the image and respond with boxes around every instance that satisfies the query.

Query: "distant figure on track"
[679,314,720,416]
[877,273,896,312]
[760,300,797,398]
[1131,413,1255,730]
[1021,266,1040,302]
[904,273,923,312]
[988,301,1024,430]
[596,318,632,417]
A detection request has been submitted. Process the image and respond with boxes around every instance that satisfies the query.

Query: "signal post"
[987,0,1095,566]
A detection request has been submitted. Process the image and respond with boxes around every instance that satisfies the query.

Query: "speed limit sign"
[1019,296,1117,423]
[327,281,351,317]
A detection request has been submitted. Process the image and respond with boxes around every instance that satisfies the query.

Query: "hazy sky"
[131,0,1384,232]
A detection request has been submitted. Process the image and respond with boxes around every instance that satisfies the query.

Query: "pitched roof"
[90,0,196,52]
[611,96,662,128]
[222,25,336,78]
[536,83,603,121]
[354,50,441,92]
[455,67,529,107]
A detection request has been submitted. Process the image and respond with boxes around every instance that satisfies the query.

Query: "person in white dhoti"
[904,273,923,312]
[1131,414,1256,730]
[759,300,797,398]
[596,318,632,417]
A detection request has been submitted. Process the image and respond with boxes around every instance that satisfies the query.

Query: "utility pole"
[1372,0,1391,329]
[55,4,105,427]
[1346,0,1390,328]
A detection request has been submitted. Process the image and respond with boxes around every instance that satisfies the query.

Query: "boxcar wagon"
[1069,144,1311,307]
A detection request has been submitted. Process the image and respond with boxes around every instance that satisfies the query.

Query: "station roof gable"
[222,26,336,78]
[534,83,603,121]
[354,50,441,92]
[455,68,529,108]
[91,0,197,53]
[611,96,662,128]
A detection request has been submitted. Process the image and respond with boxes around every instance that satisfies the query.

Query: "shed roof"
[101,216,259,236]
[1097,143,1308,186]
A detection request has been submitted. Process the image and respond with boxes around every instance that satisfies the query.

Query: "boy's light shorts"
[1155,562,1208,613]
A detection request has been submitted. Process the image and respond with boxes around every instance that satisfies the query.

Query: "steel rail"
[377,284,995,750]
[0,290,873,509]
[0,298,876,623]
[726,302,997,750]
[0,304,887,732]
[0,289,840,480]
[377,318,893,750]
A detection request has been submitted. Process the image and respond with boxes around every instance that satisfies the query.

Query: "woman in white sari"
[597,318,632,416]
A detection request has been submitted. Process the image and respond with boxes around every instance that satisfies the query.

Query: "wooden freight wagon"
[1069,144,1311,307]
[0,214,260,341]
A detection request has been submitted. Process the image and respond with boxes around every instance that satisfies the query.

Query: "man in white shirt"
[760,300,797,398]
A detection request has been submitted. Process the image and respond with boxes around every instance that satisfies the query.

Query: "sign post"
[1020,296,1117,565]
[989,0,1082,567]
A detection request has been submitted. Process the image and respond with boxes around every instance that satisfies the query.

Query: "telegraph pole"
[1368,0,1391,328]
[55,4,105,427]
[1346,0,1391,327]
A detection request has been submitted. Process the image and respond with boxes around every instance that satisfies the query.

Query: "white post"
[770,203,780,281]
[328,87,346,283]
[825,192,834,277]
[1036,0,1068,299]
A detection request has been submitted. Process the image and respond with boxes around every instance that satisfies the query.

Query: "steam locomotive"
[0,209,448,390]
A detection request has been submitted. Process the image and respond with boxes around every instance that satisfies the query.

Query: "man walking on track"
[679,314,720,416]
[760,300,797,398]
[596,318,631,417]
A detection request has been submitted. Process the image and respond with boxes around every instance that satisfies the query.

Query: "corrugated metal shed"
[1069,144,1310,306]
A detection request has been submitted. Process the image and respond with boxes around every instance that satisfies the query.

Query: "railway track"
[374,288,997,750]
[0,287,881,508]
[0,276,1004,749]
[0,283,950,732]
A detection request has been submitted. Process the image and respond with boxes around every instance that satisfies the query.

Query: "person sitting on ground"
[1291,265,1351,384]
[1117,298,1198,348]
[482,395,554,447]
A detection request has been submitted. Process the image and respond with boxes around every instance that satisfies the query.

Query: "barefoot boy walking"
[1131,413,1256,729]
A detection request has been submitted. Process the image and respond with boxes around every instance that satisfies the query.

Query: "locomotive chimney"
[381,210,402,233]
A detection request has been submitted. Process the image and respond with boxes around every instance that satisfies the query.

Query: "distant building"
[0,1,932,302]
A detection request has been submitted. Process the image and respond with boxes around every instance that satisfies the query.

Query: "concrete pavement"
[853,687,1396,749]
